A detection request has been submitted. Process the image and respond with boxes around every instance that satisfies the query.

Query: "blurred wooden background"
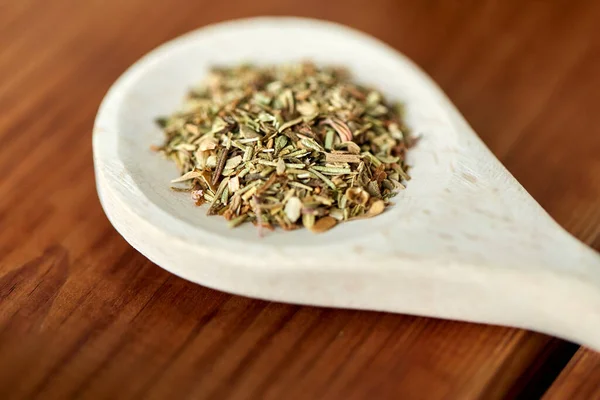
[1,0,599,399]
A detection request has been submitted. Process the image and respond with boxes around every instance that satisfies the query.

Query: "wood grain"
[543,349,600,399]
[1,0,599,399]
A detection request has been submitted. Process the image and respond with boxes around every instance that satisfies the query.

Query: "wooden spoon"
[93,17,600,350]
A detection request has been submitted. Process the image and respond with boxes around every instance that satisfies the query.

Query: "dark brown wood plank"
[1,0,599,399]
[543,350,600,400]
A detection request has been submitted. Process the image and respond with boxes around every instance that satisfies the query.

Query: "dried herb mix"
[153,63,413,233]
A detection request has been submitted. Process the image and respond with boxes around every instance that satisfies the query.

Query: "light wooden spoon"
[93,17,600,351]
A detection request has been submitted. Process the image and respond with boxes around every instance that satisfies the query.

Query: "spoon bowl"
[93,17,600,350]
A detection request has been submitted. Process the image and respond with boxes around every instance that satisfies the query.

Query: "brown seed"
[223,209,234,220]
[309,216,337,233]
[368,200,386,216]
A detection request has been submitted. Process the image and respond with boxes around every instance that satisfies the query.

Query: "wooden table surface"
[1,0,599,399]
[543,350,600,399]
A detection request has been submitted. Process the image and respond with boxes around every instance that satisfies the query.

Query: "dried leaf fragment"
[325,153,361,163]
[321,117,353,142]
[170,170,202,183]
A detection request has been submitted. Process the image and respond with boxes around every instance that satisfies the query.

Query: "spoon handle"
[472,240,600,351]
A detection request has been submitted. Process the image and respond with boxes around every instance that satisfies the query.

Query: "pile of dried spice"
[153,62,413,233]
